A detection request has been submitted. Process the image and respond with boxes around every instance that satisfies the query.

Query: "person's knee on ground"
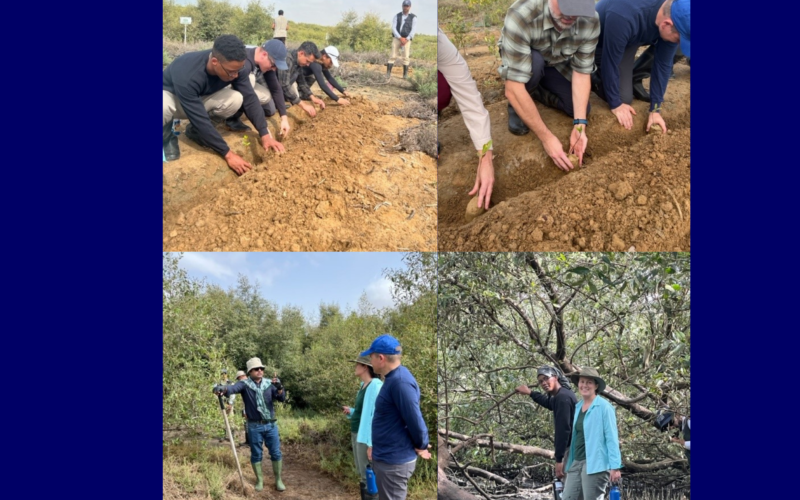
[263,99,277,117]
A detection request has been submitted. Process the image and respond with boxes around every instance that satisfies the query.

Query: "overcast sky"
[174,0,437,36]
[169,252,407,324]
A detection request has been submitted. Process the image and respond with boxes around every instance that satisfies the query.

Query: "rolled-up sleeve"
[438,29,492,151]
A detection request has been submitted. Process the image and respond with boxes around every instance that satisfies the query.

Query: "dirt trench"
[437,43,690,252]
[163,81,437,252]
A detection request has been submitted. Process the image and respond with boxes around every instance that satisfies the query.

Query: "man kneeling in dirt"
[214,357,287,492]
[500,0,600,170]
[516,366,580,498]
[163,34,285,174]
[224,39,293,138]
[301,46,351,106]
[277,41,327,118]
[591,0,690,134]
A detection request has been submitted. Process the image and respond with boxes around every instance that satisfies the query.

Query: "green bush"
[409,66,437,99]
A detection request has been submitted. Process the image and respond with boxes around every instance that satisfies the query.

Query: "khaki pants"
[351,432,370,483]
[162,87,242,126]
[248,74,273,106]
[562,460,610,500]
[389,38,411,66]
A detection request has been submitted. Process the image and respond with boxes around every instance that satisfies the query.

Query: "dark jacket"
[530,386,578,463]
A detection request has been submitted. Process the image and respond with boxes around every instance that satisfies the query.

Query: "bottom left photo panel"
[163,252,437,500]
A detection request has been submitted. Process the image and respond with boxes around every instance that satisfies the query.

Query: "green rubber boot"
[272,460,286,491]
[252,462,264,491]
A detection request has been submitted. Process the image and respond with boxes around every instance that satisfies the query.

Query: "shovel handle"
[217,394,226,410]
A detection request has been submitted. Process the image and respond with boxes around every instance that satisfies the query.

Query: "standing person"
[388,1,417,79]
[301,46,351,106]
[515,366,578,486]
[277,41,327,118]
[272,10,288,44]
[214,358,287,492]
[342,355,384,500]
[562,368,622,500]
[162,34,285,173]
[438,28,495,210]
[499,0,600,170]
[361,334,431,500]
[591,0,683,133]
[224,39,291,138]
[670,414,690,468]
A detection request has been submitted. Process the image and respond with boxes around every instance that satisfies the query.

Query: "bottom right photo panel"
[437,252,690,500]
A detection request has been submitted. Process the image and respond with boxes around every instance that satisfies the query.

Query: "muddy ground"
[163,68,436,252]
[438,39,690,252]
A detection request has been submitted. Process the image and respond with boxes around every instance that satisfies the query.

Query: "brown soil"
[438,39,690,251]
[163,77,436,252]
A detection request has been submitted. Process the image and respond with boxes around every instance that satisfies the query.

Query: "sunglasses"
[252,367,265,371]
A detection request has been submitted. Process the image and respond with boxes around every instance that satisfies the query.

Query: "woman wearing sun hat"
[342,355,384,500]
[562,367,623,500]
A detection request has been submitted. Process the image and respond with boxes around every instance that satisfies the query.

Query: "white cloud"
[180,253,236,280]
[365,278,394,309]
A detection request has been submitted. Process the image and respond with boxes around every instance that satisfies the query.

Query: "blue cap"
[360,334,403,356]
[672,0,690,59]
[262,39,289,71]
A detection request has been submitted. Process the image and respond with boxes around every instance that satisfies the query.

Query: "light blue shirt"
[346,378,384,447]
[566,396,623,474]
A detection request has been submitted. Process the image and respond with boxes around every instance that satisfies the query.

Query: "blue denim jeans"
[247,421,282,464]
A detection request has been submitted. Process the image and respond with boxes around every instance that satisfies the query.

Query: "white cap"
[324,46,340,68]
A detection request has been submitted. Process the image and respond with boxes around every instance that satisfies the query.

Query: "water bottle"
[172,119,181,136]
[365,465,378,495]
[610,484,620,500]
[553,479,564,500]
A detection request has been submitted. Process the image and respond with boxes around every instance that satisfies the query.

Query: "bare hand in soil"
[469,150,495,209]
[299,101,317,118]
[262,134,286,154]
[569,126,588,167]
[465,196,487,222]
[647,112,667,134]
[611,103,637,130]
[543,134,574,171]
[280,116,291,138]
[415,444,432,459]
[342,91,350,97]
[311,96,326,110]
[568,154,580,169]
[338,98,351,106]
[224,151,252,175]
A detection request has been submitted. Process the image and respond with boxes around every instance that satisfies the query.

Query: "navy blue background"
[3,2,791,498]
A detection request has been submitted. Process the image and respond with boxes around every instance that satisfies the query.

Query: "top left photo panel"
[163,0,438,252]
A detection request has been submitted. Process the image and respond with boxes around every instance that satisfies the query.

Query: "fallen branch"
[440,429,554,459]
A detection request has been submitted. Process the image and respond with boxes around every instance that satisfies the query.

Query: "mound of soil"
[438,41,690,251]
[164,88,436,252]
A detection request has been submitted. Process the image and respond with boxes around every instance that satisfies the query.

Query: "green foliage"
[163,48,172,69]
[329,10,390,53]
[228,0,274,45]
[409,66,437,99]
[445,9,469,55]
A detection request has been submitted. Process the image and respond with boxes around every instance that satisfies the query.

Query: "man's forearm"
[506,81,550,139]
[571,72,591,120]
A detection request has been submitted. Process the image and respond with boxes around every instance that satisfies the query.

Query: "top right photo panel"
[438,0,690,252]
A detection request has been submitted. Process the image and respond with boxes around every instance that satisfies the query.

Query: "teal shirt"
[566,396,623,474]
[346,378,384,447]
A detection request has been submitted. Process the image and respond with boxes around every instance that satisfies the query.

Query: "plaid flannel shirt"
[277,49,314,105]
[499,0,600,83]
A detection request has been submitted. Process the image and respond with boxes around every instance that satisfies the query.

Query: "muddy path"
[163,76,436,252]
[438,40,690,252]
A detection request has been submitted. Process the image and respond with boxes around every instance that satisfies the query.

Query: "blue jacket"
[371,365,429,464]
[566,396,623,474]
[346,378,384,447]
[596,0,678,111]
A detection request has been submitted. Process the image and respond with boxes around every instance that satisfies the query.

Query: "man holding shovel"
[214,357,287,492]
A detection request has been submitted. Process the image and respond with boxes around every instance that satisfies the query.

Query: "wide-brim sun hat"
[570,367,606,393]
[246,357,266,374]
[349,355,373,367]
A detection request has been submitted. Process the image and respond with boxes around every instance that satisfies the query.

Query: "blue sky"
[174,0,437,36]
[170,252,408,323]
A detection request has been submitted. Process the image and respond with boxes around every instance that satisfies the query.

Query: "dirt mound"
[164,91,436,252]
[438,40,690,251]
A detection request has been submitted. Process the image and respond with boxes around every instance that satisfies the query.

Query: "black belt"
[247,418,277,424]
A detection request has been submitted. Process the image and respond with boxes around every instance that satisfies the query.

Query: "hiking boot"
[184,123,212,149]
[386,63,393,77]
[272,460,286,491]
[225,106,251,132]
[507,103,529,136]
[252,462,264,491]
[359,482,367,500]
[530,84,562,110]
[403,65,409,79]
[163,121,180,161]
